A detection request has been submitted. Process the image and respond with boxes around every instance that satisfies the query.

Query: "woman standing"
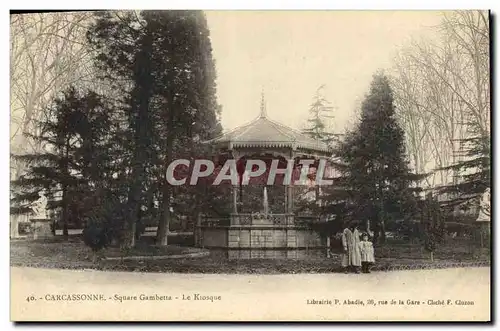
[341,222,362,273]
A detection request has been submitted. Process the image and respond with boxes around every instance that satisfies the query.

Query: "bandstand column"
[284,185,288,213]
[286,150,295,214]
[287,185,293,213]
[230,149,240,215]
[232,185,238,214]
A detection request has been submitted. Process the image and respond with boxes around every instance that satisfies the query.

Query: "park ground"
[10,238,490,274]
[11,266,490,321]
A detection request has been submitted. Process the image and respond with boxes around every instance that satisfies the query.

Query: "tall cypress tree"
[88,11,223,246]
[141,11,222,245]
[88,12,156,247]
[325,72,425,243]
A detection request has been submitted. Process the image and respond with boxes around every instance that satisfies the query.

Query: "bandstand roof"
[204,94,332,154]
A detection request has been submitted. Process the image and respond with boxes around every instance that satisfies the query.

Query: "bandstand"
[194,95,333,259]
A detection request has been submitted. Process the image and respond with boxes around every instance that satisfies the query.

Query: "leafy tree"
[88,11,223,247]
[303,84,337,147]
[421,192,445,261]
[88,11,159,247]
[300,85,338,214]
[82,188,127,258]
[324,72,425,243]
[141,11,222,245]
[437,121,491,213]
[11,87,112,239]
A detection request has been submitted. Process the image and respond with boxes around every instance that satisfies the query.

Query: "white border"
[3,1,498,329]
[4,0,498,10]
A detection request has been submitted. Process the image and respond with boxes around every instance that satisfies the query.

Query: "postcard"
[10,9,491,322]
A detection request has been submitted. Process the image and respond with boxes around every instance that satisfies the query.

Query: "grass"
[104,244,202,258]
[98,246,490,274]
[10,237,490,274]
[10,240,95,270]
[9,237,204,269]
[375,238,490,261]
[101,255,341,274]
[135,235,194,247]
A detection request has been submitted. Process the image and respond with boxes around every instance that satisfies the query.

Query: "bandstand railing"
[197,213,322,228]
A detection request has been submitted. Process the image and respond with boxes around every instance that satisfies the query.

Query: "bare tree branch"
[390,10,489,190]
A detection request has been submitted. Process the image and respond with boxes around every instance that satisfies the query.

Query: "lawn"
[10,237,490,274]
[376,239,489,261]
[10,240,95,270]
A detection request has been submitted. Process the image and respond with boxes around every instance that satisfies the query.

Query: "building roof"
[203,94,332,154]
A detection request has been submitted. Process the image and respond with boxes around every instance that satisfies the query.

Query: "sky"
[205,10,444,133]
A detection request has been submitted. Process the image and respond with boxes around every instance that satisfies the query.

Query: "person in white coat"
[341,222,362,273]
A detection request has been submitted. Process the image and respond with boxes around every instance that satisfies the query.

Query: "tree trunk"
[379,218,386,244]
[123,34,153,249]
[135,207,144,242]
[326,236,331,258]
[156,76,176,245]
[195,213,202,247]
[123,152,143,249]
[61,184,69,240]
[156,187,171,246]
[372,219,380,245]
[61,138,70,240]
[156,133,174,246]
[124,182,139,248]
[430,251,434,262]
[120,198,137,248]
[62,220,69,239]
[10,215,20,238]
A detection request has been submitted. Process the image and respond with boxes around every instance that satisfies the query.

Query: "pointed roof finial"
[260,89,267,118]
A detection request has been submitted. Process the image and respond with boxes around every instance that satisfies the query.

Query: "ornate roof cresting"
[203,93,332,155]
[260,90,267,118]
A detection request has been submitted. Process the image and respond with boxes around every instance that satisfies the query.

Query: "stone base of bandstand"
[196,213,327,260]
[29,219,54,240]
